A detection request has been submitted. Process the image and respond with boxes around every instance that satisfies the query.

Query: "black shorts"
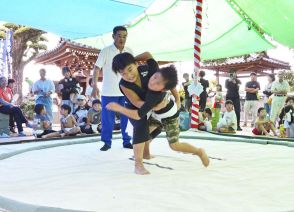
[129,116,151,145]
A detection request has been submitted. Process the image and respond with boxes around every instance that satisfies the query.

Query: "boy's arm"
[71,115,79,127]
[134,52,153,61]
[106,103,140,120]
[120,85,145,108]
[258,123,270,136]
[170,87,180,109]
[86,113,92,127]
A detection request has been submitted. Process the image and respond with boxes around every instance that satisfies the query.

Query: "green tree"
[0,23,47,101]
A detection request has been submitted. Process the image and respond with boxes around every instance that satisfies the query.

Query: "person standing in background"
[32,69,55,121]
[58,67,80,113]
[225,69,242,131]
[199,70,209,112]
[243,72,260,127]
[182,73,192,112]
[263,74,275,115]
[92,26,132,151]
[270,71,290,125]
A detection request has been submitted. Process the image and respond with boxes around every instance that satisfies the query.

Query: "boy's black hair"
[113,26,127,35]
[159,65,178,90]
[92,99,101,106]
[112,52,136,74]
[199,70,205,77]
[89,78,93,85]
[257,107,265,114]
[34,104,45,115]
[225,100,233,106]
[7,79,15,84]
[61,104,71,114]
[286,96,294,104]
[204,108,212,117]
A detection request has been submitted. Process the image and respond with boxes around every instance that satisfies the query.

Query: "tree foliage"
[0,23,48,100]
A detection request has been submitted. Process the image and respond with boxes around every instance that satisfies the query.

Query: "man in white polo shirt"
[92,26,132,151]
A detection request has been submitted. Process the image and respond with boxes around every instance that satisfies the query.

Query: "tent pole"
[190,0,203,130]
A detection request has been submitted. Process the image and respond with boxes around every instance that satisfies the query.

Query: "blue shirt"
[32,79,55,99]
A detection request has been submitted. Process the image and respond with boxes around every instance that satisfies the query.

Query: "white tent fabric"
[78,0,273,61]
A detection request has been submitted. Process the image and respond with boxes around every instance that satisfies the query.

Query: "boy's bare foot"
[198,148,210,167]
[135,163,150,175]
[143,154,155,160]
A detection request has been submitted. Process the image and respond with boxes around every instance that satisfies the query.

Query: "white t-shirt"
[217,110,237,130]
[95,44,133,96]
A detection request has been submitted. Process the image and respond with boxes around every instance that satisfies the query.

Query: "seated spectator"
[199,108,212,131]
[252,107,277,136]
[85,77,97,106]
[0,77,32,136]
[217,100,237,133]
[33,104,57,138]
[278,96,294,127]
[44,104,81,138]
[212,84,223,130]
[6,79,16,133]
[73,95,90,127]
[283,105,294,138]
[82,99,102,134]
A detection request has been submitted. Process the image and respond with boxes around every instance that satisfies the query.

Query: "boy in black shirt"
[225,70,242,131]
[108,58,209,173]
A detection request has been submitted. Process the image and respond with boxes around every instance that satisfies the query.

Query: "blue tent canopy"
[0,0,155,39]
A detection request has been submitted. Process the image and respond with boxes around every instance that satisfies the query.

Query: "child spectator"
[44,104,81,138]
[73,95,90,128]
[278,96,294,127]
[252,107,277,136]
[283,105,294,137]
[217,100,237,133]
[85,78,97,106]
[199,108,212,131]
[33,104,57,138]
[83,99,102,134]
[212,84,223,130]
[59,104,81,137]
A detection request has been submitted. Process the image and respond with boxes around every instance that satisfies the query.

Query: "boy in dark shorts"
[108,54,209,173]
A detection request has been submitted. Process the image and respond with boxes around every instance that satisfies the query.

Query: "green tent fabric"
[233,0,294,48]
[78,0,274,61]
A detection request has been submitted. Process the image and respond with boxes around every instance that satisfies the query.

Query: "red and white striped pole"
[190,0,203,129]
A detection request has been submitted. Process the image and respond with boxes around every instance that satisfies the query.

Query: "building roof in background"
[202,52,290,76]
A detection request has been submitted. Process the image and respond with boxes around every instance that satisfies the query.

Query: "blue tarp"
[0,0,155,39]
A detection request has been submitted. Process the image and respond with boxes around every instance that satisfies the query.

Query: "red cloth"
[0,87,13,103]
[252,128,270,135]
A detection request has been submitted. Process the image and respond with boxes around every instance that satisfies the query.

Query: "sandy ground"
[0,134,294,212]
